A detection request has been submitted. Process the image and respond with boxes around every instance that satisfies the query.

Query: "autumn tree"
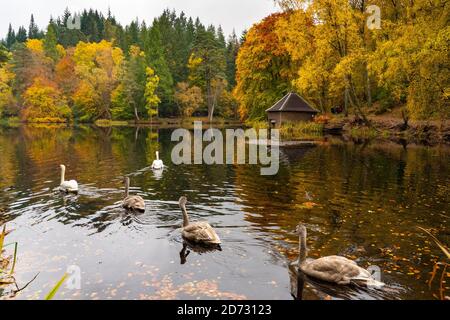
[368,0,450,120]
[144,67,161,121]
[1,8,240,121]
[0,47,17,117]
[22,77,71,122]
[174,82,204,117]
[211,78,238,119]
[0,66,16,117]
[272,0,449,121]
[55,48,78,97]
[11,40,54,112]
[234,13,295,121]
[73,40,123,121]
[0,45,10,66]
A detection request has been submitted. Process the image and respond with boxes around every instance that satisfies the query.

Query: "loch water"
[0,125,448,300]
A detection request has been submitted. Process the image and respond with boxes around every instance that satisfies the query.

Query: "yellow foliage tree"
[247,0,450,121]
[144,67,161,121]
[26,39,44,54]
[73,40,124,121]
[22,77,72,122]
[0,66,15,117]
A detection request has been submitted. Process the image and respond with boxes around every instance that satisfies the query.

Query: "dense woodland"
[235,0,449,122]
[0,1,448,124]
[0,9,241,122]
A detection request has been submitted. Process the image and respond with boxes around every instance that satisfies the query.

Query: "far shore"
[1,115,449,146]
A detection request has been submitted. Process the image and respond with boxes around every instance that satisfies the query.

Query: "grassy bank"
[279,122,324,140]
[246,120,323,140]
[95,119,130,127]
[246,114,449,145]
[0,117,243,128]
[0,117,21,127]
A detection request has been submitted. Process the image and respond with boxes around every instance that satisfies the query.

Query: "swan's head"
[123,176,130,184]
[60,164,66,170]
[179,196,188,208]
[296,224,307,237]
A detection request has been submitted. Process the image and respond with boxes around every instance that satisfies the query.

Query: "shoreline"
[1,116,449,146]
[324,116,450,146]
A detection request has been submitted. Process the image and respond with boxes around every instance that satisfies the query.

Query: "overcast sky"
[2,0,279,38]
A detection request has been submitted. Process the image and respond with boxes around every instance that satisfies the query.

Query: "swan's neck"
[181,204,190,227]
[156,151,159,161]
[60,167,65,184]
[124,179,129,197]
[298,233,307,267]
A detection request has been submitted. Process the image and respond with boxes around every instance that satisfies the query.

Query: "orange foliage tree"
[233,13,296,121]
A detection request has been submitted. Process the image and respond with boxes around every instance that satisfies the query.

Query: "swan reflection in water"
[179,240,222,265]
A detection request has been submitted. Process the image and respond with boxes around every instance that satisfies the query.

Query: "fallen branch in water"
[13,272,40,293]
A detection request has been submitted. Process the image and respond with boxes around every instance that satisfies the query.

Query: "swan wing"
[301,256,364,284]
[123,196,145,212]
[152,160,164,170]
[60,180,78,192]
[182,222,221,244]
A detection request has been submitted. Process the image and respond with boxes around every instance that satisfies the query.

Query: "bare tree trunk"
[364,65,372,107]
[206,80,213,122]
[400,108,409,131]
[344,76,349,117]
[209,102,215,122]
[348,77,375,129]
[134,106,140,122]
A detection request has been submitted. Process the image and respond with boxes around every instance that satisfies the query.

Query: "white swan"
[122,177,145,212]
[151,151,164,170]
[295,224,384,288]
[59,164,78,193]
[179,196,221,246]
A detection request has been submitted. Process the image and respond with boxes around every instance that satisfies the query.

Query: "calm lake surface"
[0,125,449,300]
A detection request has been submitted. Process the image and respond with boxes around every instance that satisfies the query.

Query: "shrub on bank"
[25,117,68,123]
[95,119,129,127]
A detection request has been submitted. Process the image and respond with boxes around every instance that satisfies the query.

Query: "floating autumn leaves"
[141,276,247,300]
[296,202,319,210]
[55,263,248,300]
[136,263,246,300]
